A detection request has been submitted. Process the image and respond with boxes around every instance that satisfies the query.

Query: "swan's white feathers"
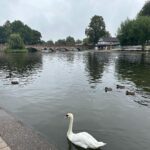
[66,113,106,149]
[69,132,101,149]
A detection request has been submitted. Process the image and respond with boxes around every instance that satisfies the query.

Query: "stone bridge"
[26,45,86,51]
[0,44,86,52]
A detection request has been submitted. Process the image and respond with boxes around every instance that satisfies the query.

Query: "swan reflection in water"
[67,140,102,150]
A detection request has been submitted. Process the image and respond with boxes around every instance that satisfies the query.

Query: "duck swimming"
[105,87,112,92]
[126,90,135,96]
[116,84,125,89]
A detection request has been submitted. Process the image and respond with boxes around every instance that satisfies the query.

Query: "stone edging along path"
[0,136,11,150]
[0,107,57,150]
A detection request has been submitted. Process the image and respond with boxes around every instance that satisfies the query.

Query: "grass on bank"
[5,48,28,53]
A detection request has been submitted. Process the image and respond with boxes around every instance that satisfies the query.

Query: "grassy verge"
[5,48,28,53]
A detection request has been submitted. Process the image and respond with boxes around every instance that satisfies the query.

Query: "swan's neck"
[67,117,73,136]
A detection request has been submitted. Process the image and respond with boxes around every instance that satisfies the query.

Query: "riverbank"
[0,107,56,150]
[5,49,28,53]
[1,44,150,52]
[0,136,11,150]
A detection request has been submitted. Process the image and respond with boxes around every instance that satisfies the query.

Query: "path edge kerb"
[0,107,57,150]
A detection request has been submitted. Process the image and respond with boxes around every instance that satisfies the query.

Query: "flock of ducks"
[105,84,135,96]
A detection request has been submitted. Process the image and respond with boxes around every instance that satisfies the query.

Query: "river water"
[0,51,150,150]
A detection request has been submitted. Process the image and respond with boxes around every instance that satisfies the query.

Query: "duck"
[105,87,112,92]
[11,78,19,85]
[66,113,106,149]
[126,90,135,96]
[116,84,125,89]
[11,81,19,85]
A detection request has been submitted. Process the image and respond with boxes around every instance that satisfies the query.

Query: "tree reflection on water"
[115,52,150,93]
[0,52,42,85]
[84,52,110,87]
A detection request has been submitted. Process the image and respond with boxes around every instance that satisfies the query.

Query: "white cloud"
[0,0,147,41]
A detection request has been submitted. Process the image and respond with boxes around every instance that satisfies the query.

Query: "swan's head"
[66,113,74,119]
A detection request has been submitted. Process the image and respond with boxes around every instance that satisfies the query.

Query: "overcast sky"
[0,0,146,41]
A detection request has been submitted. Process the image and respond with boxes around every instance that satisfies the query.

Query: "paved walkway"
[0,137,11,150]
[0,107,57,150]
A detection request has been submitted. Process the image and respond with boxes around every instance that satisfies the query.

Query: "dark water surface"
[0,51,150,150]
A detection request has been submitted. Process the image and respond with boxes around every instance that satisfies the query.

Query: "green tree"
[136,16,150,50]
[75,39,82,45]
[11,20,24,33]
[83,38,89,46]
[0,20,42,45]
[11,21,42,44]
[4,20,11,28]
[31,30,41,44]
[0,21,12,43]
[117,17,150,50]
[104,31,111,38]
[47,40,54,46]
[8,33,25,49]
[0,26,7,43]
[138,0,150,17]
[66,36,75,46]
[22,25,32,44]
[117,19,137,46]
[40,40,46,45]
[85,15,107,45]
[3,21,12,41]
[55,39,66,46]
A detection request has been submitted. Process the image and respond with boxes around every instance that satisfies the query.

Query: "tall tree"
[0,26,7,43]
[75,39,82,45]
[11,20,24,33]
[47,40,54,46]
[136,16,150,50]
[117,19,137,46]
[22,25,32,44]
[0,20,42,45]
[85,15,107,45]
[66,36,75,46]
[31,30,41,44]
[3,21,12,40]
[117,17,150,50]
[55,39,66,46]
[138,0,150,17]
[0,21,12,43]
[83,38,89,46]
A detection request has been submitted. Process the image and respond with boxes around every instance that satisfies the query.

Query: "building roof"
[99,37,119,42]
[97,37,120,46]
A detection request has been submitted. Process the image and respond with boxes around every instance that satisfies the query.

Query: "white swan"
[66,113,106,149]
